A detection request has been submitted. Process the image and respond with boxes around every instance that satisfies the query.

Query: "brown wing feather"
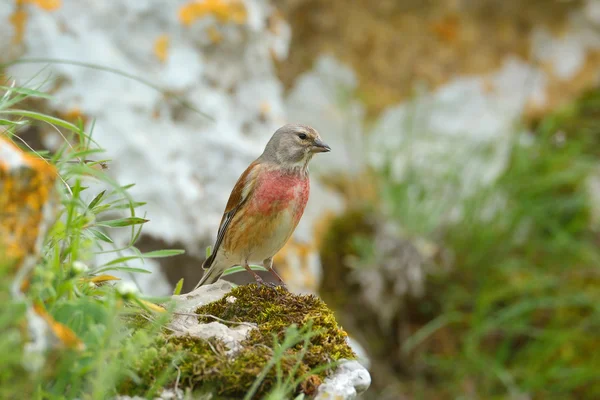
[202,161,260,269]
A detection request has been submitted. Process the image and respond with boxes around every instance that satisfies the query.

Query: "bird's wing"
[203,161,261,269]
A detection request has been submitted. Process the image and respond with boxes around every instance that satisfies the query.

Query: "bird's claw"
[255,280,285,290]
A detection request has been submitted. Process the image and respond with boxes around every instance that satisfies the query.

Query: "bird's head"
[261,123,330,170]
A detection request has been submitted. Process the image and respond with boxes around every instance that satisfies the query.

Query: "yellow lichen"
[22,0,61,11]
[153,34,170,63]
[0,138,57,270]
[178,0,247,27]
[9,8,27,44]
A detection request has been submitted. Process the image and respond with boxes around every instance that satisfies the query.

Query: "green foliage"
[372,89,600,398]
[197,284,355,368]
[0,81,182,399]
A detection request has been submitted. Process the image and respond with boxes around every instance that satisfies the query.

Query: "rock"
[0,0,347,296]
[171,280,238,312]
[123,282,367,398]
[170,281,255,353]
[315,360,371,400]
[116,388,184,400]
[4,0,289,249]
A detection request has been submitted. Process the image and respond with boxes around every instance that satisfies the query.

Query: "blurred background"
[2,0,600,398]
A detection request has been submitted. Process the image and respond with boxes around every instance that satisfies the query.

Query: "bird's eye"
[298,133,307,140]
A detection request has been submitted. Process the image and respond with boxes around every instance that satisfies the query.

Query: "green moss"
[120,285,355,398]
[121,313,152,331]
[197,284,355,368]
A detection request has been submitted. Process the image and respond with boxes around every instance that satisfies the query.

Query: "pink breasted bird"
[194,124,331,289]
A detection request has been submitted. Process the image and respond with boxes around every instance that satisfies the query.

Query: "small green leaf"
[222,264,267,277]
[0,109,83,133]
[112,201,147,210]
[173,278,184,295]
[0,85,52,99]
[100,249,185,267]
[87,190,106,210]
[89,228,113,243]
[90,204,112,214]
[205,245,212,258]
[65,149,105,160]
[141,249,185,258]
[97,217,149,228]
[0,118,27,126]
[100,256,140,267]
[96,266,151,274]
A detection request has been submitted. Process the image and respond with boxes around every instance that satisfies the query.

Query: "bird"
[193,124,330,289]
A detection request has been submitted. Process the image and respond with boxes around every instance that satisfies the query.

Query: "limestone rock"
[125,281,369,398]
[170,281,255,353]
[315,360,371,400]
[0,0,346,296]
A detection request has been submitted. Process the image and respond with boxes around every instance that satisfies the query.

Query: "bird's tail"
[193,260,225,290]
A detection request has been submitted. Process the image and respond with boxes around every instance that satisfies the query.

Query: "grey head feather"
[259,123,324,173]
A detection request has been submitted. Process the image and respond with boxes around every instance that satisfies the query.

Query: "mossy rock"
[120,284,355,399]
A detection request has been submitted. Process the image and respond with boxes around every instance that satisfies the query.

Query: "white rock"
[176,321,254,353]
[368,56,541,214]
[315,360,371,400]
[6,0,292,297]
[532,4,600,80]
[170,281,255,353]
[171,280,237,312]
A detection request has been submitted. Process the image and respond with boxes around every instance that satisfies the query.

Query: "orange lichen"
[178,0,247,27]
[430,14,460,43]
[9,8,27,44]
[58,107,87,125]
[0,137,57,270]
[153,34,170,63]
[33,302,85,350]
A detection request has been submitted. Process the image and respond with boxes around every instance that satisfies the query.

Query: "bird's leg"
[242,260,266,286]
[263,257,287,289]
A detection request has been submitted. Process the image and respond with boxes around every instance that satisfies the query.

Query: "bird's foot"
[264,281,281,289]
[253,279,284,290]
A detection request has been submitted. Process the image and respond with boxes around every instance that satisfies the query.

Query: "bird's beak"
[311,138,331,153]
